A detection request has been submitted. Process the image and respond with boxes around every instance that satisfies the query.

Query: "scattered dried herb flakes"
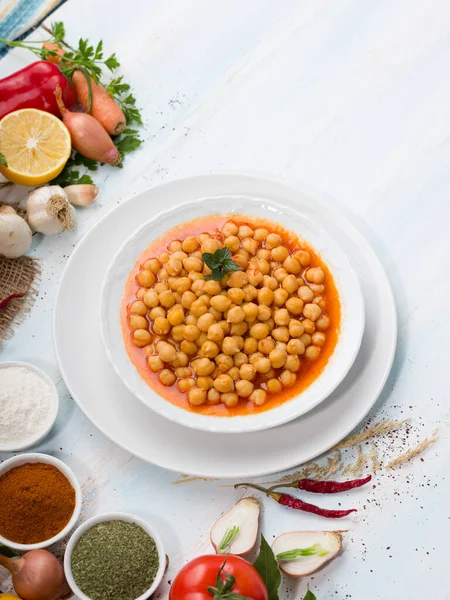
[71,520,159,600]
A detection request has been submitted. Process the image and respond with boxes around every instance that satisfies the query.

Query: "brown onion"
[55,85,120,165]
[0,550,69,600]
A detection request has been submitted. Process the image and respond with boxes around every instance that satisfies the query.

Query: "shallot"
[272,531,342,577]
[55,85,120,165]
[0,549,69,600]
[210,498,260,556]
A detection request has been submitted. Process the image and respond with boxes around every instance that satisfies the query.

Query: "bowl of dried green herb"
[64,512,165,600]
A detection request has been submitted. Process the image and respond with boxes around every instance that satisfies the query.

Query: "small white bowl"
[64,512,166,600]
[0,453,82,551]
[0,361,59,452]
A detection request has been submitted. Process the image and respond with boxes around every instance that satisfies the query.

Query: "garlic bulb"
[0,213,32,258]
[27,186,76,235]
[64,184,99,207]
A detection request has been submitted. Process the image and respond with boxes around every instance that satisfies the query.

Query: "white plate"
[54,175,397,478]
[101,196,364,433]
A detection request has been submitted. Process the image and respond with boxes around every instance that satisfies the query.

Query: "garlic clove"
[0,205,17,215]
[0,213,32,258]
[210,497,260,556]
[272,531,342,578]
[64,184,99,207]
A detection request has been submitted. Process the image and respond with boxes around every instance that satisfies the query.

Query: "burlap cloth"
[0,256,41,348]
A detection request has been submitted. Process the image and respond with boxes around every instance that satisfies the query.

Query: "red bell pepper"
[0,61,76,121]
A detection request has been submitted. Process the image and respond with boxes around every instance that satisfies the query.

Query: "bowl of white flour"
[0,361,59,452]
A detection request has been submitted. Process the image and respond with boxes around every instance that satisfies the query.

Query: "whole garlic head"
[27,185,76,235]
[0,213,32,258]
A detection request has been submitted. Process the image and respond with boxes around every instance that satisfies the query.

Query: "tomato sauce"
[121,214,340,417]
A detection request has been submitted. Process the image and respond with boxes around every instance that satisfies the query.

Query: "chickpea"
[267,378,282,393]
[256,259,270,275]
[258,337,275,354]
[316,315,330,331]
[182,236,200,253]
[207,306,221,321]
[286,297,304,315]
[273,268,288,283]
[265,318,275,332]
[273,289,289,308]
[191,280,205,297]
[201,340,220,358]
[175,367,192,378]
[239,363,256,381]
[224,235,240,253]
[310,283,325,294]
[207,389,221,404]
[192,357,214,376]
[167,240,181,252]
[288,320,304,338]
[222,336,243,355]
[156,341,177,363]
[211,295,232,312]
[272,327,290,343]
[242,285,258,302]
[196,376,213,390]
[221,392,239,407]
[269,348,287,368]
[273,308,289,327]
[270,261,281,270]
[300,333,312,347]
[167,307,184,326]
[149,306,166,320]
[183,256,203,273]
[266,233,282,249]
[137,269,155,288]
[201,238,221,254]
[159,251,170,264]
[185,314,198,326]
[257,248,271,260]
[180,340,198,355]
[254,357,272,374]
[228,288,246,304]
[159,369,176,386]
[153,317,171,335]
[294,250,311,266]
[247,269,263,287]
[227,367,239,381]
[148,355,164,372]
[178,378,196,393]
[233,253,249,270]
[312,332,326,346]
[271,245,289,262]
[281,275,297,295]
[280,370,297,387]
[129,300,147,316]
[232,352,246,367]
[219,320,231,335]
[250,389,267,406]
[253,228,268,241]
[183,324,200,341]
[302,319,316,334]
[188,387,207,406]
[235,225,252,240]
[266,276,279,291]
[244,337,258,354]
[214,374,234,393]
[172,352,189,367]
[231,322,248,336]
[285,355,301,372]
[198,233,211,243]
[227,306,246,324]
[129,315,148,330]
[243,238,259,255]
[158,268,169,280]
[165,258,182,276]
[249,352,264,365]
[222,221,239,237]
[144,258,161,274]
[136,288,146,300]
[172,251,188,262]
[190,299,208,317]
[174,277,192,294]
[239,302,256,322]
[287,338,306,355]
[303,303,322,321]
[257,288,273,307]
[205,323,222,342]
[250,323,269,340]
[314,296,327,310]
[158,290,175,309]
[297,286,313,303]
[257,305,272,321]
[226,271,247,288]
[154,282,169,293]
[202,280,220,295]
[305,345,321,361]
[197,332,208,347]
[215,353,234,372]
[306,267,325,284]
[235,379,254,397]
[196,312,215,332]
[283,256,301,275]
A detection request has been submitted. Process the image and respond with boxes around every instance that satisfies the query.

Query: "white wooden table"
[1,1,448,598]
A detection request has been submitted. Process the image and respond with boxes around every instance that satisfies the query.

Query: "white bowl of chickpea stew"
[100,196,364,433]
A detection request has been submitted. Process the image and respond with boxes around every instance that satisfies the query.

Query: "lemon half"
[0,108,71,186]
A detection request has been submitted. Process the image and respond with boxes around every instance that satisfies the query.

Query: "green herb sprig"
[253,535,282,600]
[218,526,240,554]
[276,544,327,562]
[202,247,242,281]
[0,153,7,167]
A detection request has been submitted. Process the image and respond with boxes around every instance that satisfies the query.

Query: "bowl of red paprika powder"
[0,453,82,551]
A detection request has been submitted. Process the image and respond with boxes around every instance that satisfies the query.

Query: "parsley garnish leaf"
[51,21,65,43]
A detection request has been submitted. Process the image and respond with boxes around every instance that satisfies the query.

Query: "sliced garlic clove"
[64,184,99,206]
[272,531,342,577]
[210,497,260,556]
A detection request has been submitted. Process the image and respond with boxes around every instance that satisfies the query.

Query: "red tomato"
[169,555,268,600]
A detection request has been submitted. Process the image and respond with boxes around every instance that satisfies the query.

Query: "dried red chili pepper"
[269,474,372,494]
[235,483,357,519]
[0,293,25,311]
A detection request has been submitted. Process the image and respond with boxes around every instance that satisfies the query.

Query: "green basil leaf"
[0,152,7,167]
[253,535,281,600]
[303,589,317,600]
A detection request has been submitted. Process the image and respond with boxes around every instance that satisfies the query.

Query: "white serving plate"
[64,512,166,600]
[101,196,364,433]
[0,453,82,551]
[54,174,397,478]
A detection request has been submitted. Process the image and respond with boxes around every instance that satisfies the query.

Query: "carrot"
[42,41,66,64]
[72,70,126,135]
